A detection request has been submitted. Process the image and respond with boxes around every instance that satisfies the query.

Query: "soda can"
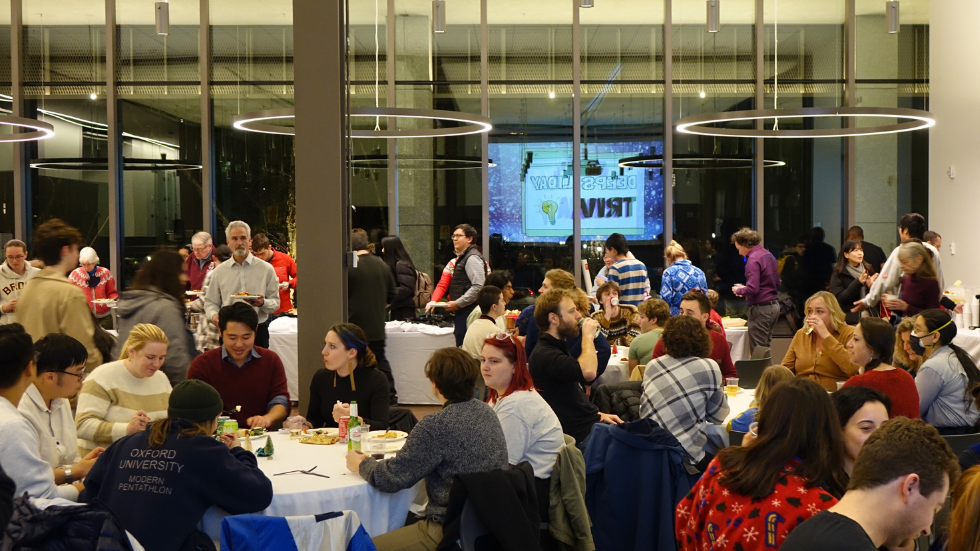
[216,416,230,438]
[224,419,239,437]
[339,416,350,443]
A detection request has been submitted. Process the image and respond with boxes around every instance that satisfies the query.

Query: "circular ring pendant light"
[30,158,203,171]
[0,116,55,142]
[677,0,933,139]
[232,107,492,138]
[618,153,785,169]
[351,154,495,170]
[677,107,934,139]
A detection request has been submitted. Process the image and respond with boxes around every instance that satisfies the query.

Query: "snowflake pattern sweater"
[675,457,838,551]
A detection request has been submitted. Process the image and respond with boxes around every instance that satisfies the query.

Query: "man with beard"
[204,221,280,348]
[782,417,957,551]
[528,288,622,451]
[17,219,102,371]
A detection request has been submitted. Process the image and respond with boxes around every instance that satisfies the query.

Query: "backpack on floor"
[413,270,433,308]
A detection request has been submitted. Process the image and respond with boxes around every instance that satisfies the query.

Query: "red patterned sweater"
[676,457,838,551]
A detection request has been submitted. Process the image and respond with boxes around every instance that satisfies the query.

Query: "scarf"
[86,268,100,288]
[845,263,868,300]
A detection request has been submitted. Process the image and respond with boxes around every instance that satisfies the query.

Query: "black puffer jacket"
[1,495,133,551]
[591,381,642,422]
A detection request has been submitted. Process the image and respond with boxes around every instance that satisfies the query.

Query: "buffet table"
[199,432,422,540]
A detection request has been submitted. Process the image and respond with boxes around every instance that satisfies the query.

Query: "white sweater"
[75,360,172,456]
[0,261,40,324]
[0,396,78,501]
[490,389,565,478]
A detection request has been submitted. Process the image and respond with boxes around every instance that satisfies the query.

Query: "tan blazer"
[18,269,103,372]
[781,323,860,391]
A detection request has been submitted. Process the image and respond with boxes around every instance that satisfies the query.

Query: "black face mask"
[909,335,927,357]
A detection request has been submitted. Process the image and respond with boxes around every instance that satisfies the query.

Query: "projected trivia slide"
[488,141,664,243]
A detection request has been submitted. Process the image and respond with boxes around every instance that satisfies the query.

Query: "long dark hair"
[921,309,980,401]
[832,240,872,277]
[833,386,892,427]
[381,236,416,275]
[132,249,186,304]
[718,378,847,499]
[857,317,895,370]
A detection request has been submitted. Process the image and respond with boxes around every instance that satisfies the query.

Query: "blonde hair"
[665,240,688,263]
[119,323,169,360]
[754,365,795,412]
[569,287,591,317]
[893,315,922,371]
[544,269,576,291]
[949,466,980,551]
[898,241,938,281]
[804,291,847,332]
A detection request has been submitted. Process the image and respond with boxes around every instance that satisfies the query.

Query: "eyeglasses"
[451,234,467,239]
[57,370,86,382]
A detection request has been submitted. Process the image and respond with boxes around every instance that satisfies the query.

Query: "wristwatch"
[63,467,73,484]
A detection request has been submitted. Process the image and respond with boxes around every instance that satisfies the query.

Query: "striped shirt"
[75,360,172,456]
[606,257,649,307]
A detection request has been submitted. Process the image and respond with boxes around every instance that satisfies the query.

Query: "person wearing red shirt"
[842,318,920,419]
[651,291,737,379]
[185,231,216,292]
[187,303,289,429]
[251,233,297,314]
[676,378,847,551]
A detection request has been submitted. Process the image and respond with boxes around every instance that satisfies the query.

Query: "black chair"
[750,345,771,363]
[734,358,769,389]
[942,433,980,457]
[729,431,746,447]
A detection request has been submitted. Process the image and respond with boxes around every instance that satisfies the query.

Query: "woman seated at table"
[590,281,640,347]
[79,380,273,551]
[914,309,980,434]
[481,332,563,496]
[675,378,847,551]
[881,242,940,317]
[894,315,924,373]
[629,298,669,380]
[832,386,890,478]
[781,291,861,391]
[842,317,920,419]
[114,249,195,386]
[347,347,509,551]
[727,365,794,432]
[76,323,173,456]
[829,240,877,326]
[306,323,390,430]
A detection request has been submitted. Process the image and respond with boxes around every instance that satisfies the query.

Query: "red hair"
[483,334,536,403]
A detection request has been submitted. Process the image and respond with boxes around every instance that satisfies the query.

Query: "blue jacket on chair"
[583,419,700,551]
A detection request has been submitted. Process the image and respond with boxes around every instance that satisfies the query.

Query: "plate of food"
[369,430,408,442]
[186,289,204,296]
[232,292,261,301]
[305,427,339,437]
[299,433,340,445]
[428,302,449,309]
[92,298,116,305]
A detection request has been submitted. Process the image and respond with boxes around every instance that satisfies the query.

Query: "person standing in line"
[0,239,39,324]
[185,231,215,292]
[604,233,648,308]
[189,244,232,352]
[731,228,781,350]
[780,417,958,551]
[660,240,708,316]
[203,221,280,349]
[799,227,837,299]
[924,230,942,252]
[69,247,118,329]
[381,235,420,322]
[846,226,887,273]
[17,219,102,372]
[444,224,487,347]
[251,233,297,316]
[349,228,398,405]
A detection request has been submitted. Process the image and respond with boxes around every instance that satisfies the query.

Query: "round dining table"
[198,431,423,541]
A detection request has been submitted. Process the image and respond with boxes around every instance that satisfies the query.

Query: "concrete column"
[294,0,347,410]
[394,15,435,276]
[854,14,899,250]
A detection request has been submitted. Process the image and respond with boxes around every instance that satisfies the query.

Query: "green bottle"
[347,401,361,451]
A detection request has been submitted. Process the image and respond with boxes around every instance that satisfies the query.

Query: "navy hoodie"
[79,419,273,551]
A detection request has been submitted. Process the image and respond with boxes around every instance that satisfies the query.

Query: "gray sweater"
[359,398,508,523]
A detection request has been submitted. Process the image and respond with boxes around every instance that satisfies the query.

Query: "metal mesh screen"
[25,24,106,96]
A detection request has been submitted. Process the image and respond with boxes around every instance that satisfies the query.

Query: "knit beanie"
[168,380,223,423]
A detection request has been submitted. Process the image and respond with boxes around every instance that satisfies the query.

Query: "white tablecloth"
[200,433,422,540]
[264,326,456,406]
[953,329,980,365]
[726,327,751,362]
[593,347,631,386]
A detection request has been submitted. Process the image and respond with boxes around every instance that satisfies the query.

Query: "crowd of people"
[1,213,979,551]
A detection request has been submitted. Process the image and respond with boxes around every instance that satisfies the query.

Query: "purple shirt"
[738,245,780,305]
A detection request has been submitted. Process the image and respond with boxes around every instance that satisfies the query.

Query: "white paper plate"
[231,294,261,301]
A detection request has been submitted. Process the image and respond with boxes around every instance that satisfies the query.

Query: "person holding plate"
[305,323,390,430]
